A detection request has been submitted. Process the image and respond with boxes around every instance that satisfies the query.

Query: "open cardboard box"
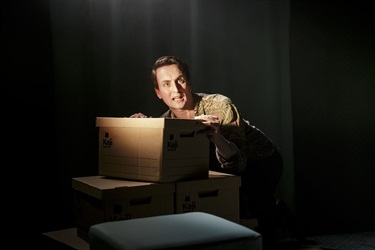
[96,117,210,182]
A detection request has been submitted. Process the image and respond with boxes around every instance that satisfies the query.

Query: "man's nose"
[171,82,180,92]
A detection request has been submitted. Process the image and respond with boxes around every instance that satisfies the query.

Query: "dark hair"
[151,56,190,89]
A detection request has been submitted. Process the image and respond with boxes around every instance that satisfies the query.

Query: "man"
[131,55,283,249]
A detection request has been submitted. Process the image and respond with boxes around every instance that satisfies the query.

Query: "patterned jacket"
[160,92,278,173]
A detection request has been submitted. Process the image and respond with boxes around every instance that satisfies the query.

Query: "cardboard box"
[96,117,210,182]
[72,176,175,241]
[175,170,241,223]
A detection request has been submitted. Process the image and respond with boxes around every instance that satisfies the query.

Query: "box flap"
[72,176,174,200]
[175,171,241,191]
[96,117,205,130]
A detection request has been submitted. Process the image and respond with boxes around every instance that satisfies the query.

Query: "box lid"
[72,176,175,200]
[96,117,205,130]
[175,171,241,191]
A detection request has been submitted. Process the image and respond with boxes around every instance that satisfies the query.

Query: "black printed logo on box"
[182,196,196,212]
[108,204,132,221]
[102,132,112,148]
[167,134,177,151]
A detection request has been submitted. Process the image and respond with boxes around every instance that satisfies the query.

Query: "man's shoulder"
[197,92,232,104]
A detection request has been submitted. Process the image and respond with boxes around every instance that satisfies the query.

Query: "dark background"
[3,0,373,238]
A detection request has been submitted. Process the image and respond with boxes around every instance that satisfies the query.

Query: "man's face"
[154,64,193,110]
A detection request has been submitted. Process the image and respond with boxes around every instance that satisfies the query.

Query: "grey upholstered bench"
[89,212,262,250]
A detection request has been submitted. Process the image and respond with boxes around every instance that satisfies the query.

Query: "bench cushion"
[89,212,262,250]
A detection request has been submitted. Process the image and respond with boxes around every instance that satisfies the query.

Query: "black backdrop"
[290,1,374,236]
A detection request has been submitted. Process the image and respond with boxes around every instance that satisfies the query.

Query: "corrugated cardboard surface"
[72,176,175,241]
[96,117,210,182]
[72,172,242,241]
[175,171,241,223]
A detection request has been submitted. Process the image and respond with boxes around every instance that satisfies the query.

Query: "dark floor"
[304,231,375,250]
[39,234,76,250]
[39,230,375,250]
[277,231,375,250]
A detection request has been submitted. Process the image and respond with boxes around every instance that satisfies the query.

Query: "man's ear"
[154,88,162,99]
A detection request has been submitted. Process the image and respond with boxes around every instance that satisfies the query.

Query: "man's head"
[151,56,194,115]
[151,56,190,89]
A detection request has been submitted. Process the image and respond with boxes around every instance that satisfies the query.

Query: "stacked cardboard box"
[72,171,241,241]
[175,171,241,223]
[72,176,175,241]
[72,117,242,241]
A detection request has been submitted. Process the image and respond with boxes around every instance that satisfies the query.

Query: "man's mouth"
[173,95,184,101]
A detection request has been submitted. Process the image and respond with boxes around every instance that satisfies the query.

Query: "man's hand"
[195,114,239,161]
[194,115,221,141]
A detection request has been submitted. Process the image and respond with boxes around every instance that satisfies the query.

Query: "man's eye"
[177,78,186,84]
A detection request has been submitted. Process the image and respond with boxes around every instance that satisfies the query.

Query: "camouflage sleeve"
[210,96,248,173]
